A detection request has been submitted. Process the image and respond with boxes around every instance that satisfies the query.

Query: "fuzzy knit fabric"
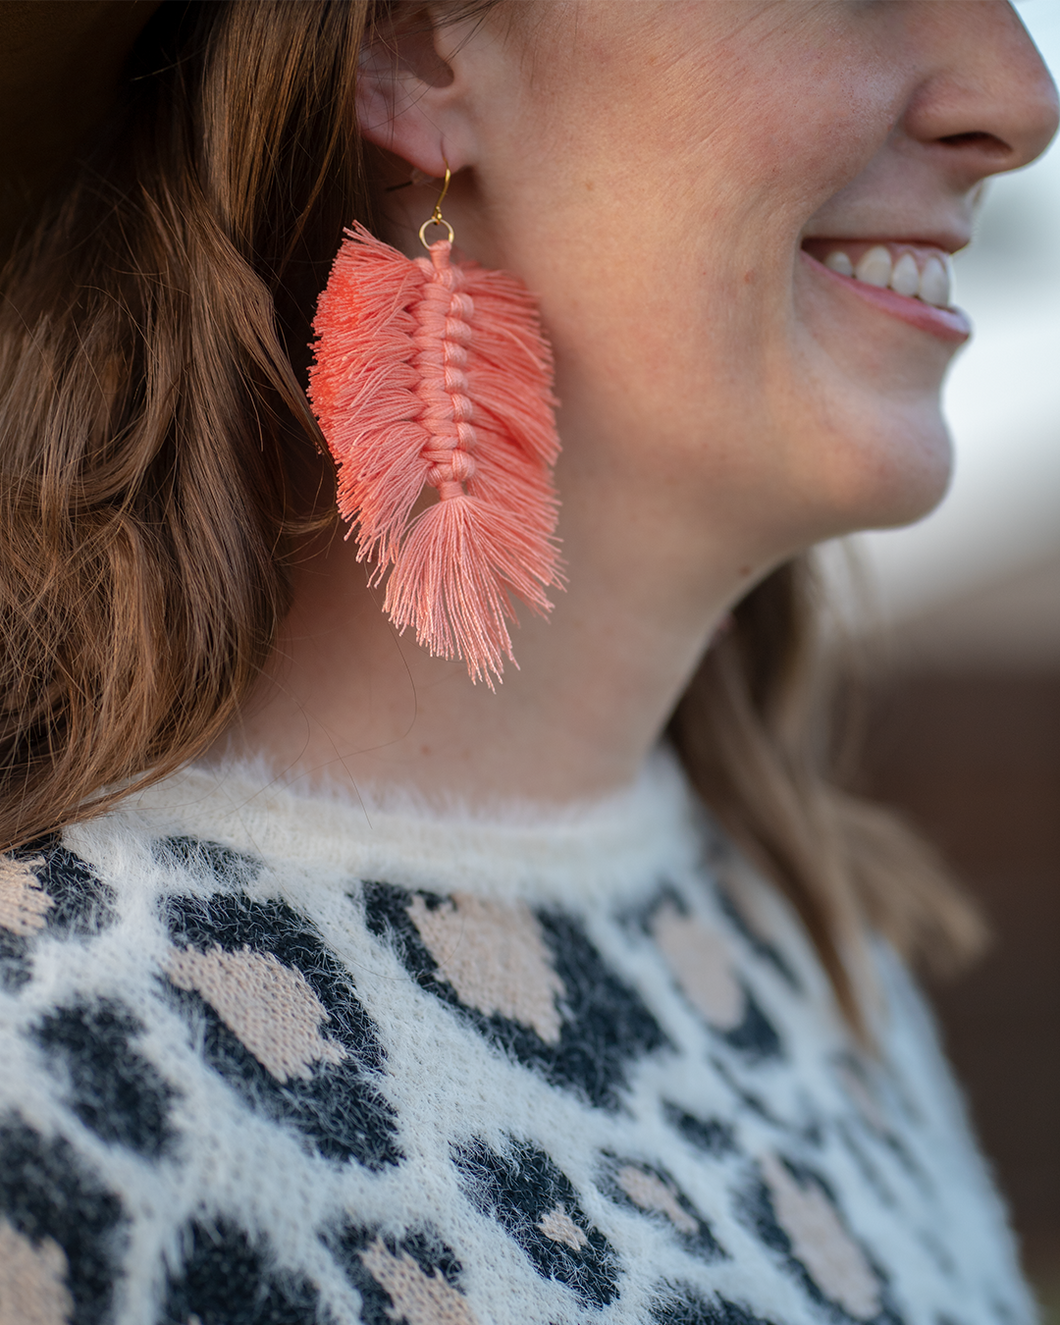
[0,753,1031,1325]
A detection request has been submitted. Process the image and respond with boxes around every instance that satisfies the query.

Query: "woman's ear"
[356,13,476,178]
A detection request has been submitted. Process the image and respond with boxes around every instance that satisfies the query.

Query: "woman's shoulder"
[0,772,1033,1325]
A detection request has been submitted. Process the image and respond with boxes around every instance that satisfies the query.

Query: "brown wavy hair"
[0,0,983,1029]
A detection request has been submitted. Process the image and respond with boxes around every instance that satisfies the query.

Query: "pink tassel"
[308,224,562,686]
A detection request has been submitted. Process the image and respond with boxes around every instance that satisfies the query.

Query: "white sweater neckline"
[124,748,707,906]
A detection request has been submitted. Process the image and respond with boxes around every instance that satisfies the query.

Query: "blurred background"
[826,1,1060,1314]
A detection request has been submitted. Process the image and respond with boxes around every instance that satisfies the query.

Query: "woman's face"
[415,0,1057,575]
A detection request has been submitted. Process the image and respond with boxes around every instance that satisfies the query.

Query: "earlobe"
[355,23,472,178]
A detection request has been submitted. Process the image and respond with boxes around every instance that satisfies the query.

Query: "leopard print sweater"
[0,756,1030,1325]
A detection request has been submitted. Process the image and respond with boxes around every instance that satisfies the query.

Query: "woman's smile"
[799,241,972,343]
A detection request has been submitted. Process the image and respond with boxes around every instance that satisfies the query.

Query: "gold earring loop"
[418,163,455,249]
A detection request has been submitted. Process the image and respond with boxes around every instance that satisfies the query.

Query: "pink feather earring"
[307,166,562,687]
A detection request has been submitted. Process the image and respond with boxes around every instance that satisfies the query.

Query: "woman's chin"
[803,407,954,541]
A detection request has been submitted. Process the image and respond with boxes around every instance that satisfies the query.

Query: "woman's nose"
[901,0,1059,188]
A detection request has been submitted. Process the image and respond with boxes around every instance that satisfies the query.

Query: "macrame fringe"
[308,223,561,686]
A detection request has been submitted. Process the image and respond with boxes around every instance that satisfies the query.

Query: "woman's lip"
[799,249,972,344]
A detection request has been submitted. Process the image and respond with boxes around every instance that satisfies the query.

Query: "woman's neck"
[212,489,762,807]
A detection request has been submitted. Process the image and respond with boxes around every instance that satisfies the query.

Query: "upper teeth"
[823,245,953,308]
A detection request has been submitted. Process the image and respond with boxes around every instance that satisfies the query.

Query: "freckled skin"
[222,1,1058,804]
[425,2,1056,548]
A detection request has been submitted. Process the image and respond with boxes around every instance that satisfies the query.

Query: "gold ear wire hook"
[418,163,455,249]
